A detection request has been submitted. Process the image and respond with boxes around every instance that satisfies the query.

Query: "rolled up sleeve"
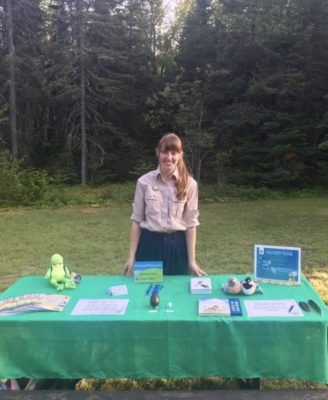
[131,179,145,223]
[184,178,200,228]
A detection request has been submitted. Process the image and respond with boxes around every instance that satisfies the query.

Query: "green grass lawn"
[0,197,327,390]
[0,197,327,294]
[198,198,328,276]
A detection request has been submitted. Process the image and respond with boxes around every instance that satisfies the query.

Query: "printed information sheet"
[244,299,303,317]
[71,299,129,315]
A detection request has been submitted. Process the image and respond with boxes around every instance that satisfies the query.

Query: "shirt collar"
[155,166,179,182]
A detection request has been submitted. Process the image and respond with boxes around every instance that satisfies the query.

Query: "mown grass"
[0,197,327,304]
[0,192,327,390]
[0,197,327,296]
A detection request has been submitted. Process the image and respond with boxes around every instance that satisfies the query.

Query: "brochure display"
[134,261,163,283]
[0,293,70,315]
[254,245,301,284]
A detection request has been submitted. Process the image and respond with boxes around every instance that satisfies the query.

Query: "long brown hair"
[157,133,189,200]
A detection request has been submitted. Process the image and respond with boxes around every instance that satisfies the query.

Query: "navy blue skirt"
[136,229,189,275]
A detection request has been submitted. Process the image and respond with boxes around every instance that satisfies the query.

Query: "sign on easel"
[254,245,301,285]
[134,261,163,283]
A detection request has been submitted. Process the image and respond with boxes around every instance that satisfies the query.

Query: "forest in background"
[0,0,328,189]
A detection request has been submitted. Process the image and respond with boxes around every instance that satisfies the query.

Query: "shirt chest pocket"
[145,193,161,215]
[171,199,186,218]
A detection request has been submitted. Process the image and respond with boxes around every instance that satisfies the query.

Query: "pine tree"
[0,0,45,159]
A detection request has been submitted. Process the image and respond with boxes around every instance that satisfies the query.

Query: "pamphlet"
[134,261,163,283]
[190,277,212,294]
[0,293,70,316]
[198,298,230,316]
[71,299,129,315]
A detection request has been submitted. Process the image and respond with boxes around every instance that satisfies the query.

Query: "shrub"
[20,169,52,204]
[0,151,24,204]
[0,151,52,206]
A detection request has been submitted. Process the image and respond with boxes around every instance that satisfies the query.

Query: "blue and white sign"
[134,261,163,283]
[254,245,301,284]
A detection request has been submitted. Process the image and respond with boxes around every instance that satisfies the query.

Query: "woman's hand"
[188,261,207,276]
[123,258,134,275]
[123,221,141,275]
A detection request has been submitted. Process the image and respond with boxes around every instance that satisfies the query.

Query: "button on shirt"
[131,167,200,232]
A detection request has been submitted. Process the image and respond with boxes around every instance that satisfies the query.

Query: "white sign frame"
[254,244,301,285]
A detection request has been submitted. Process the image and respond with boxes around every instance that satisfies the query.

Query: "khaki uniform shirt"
[131,167,200,232]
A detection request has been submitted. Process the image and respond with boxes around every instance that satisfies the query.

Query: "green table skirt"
[0,275,327,383]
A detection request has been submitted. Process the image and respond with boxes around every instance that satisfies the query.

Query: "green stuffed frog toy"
[45,253,78,291]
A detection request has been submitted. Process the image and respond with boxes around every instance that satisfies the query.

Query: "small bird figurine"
[241,277,257,295]
[222,277,242,294]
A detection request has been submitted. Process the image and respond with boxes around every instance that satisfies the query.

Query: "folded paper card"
[108,285,128,296]
[190,277,212,294]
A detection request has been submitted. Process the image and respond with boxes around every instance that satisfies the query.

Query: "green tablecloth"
[0,274,327,383]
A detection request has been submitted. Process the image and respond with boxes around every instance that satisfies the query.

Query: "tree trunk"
[80,60,87,184]
[6,0,18,158]
[78,0,87,184]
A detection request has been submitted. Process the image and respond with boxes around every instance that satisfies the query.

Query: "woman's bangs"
[160,135,182,153]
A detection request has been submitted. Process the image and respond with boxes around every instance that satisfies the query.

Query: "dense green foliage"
[0,0,327,189]
[0,151,52,205]
[1,150,327,207]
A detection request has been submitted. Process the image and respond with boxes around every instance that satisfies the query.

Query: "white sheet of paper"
[108,285,128,296]
[71,299,129,315]
[244,299,303,317]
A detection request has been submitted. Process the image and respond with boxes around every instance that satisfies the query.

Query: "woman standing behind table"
[124,133,206,276]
